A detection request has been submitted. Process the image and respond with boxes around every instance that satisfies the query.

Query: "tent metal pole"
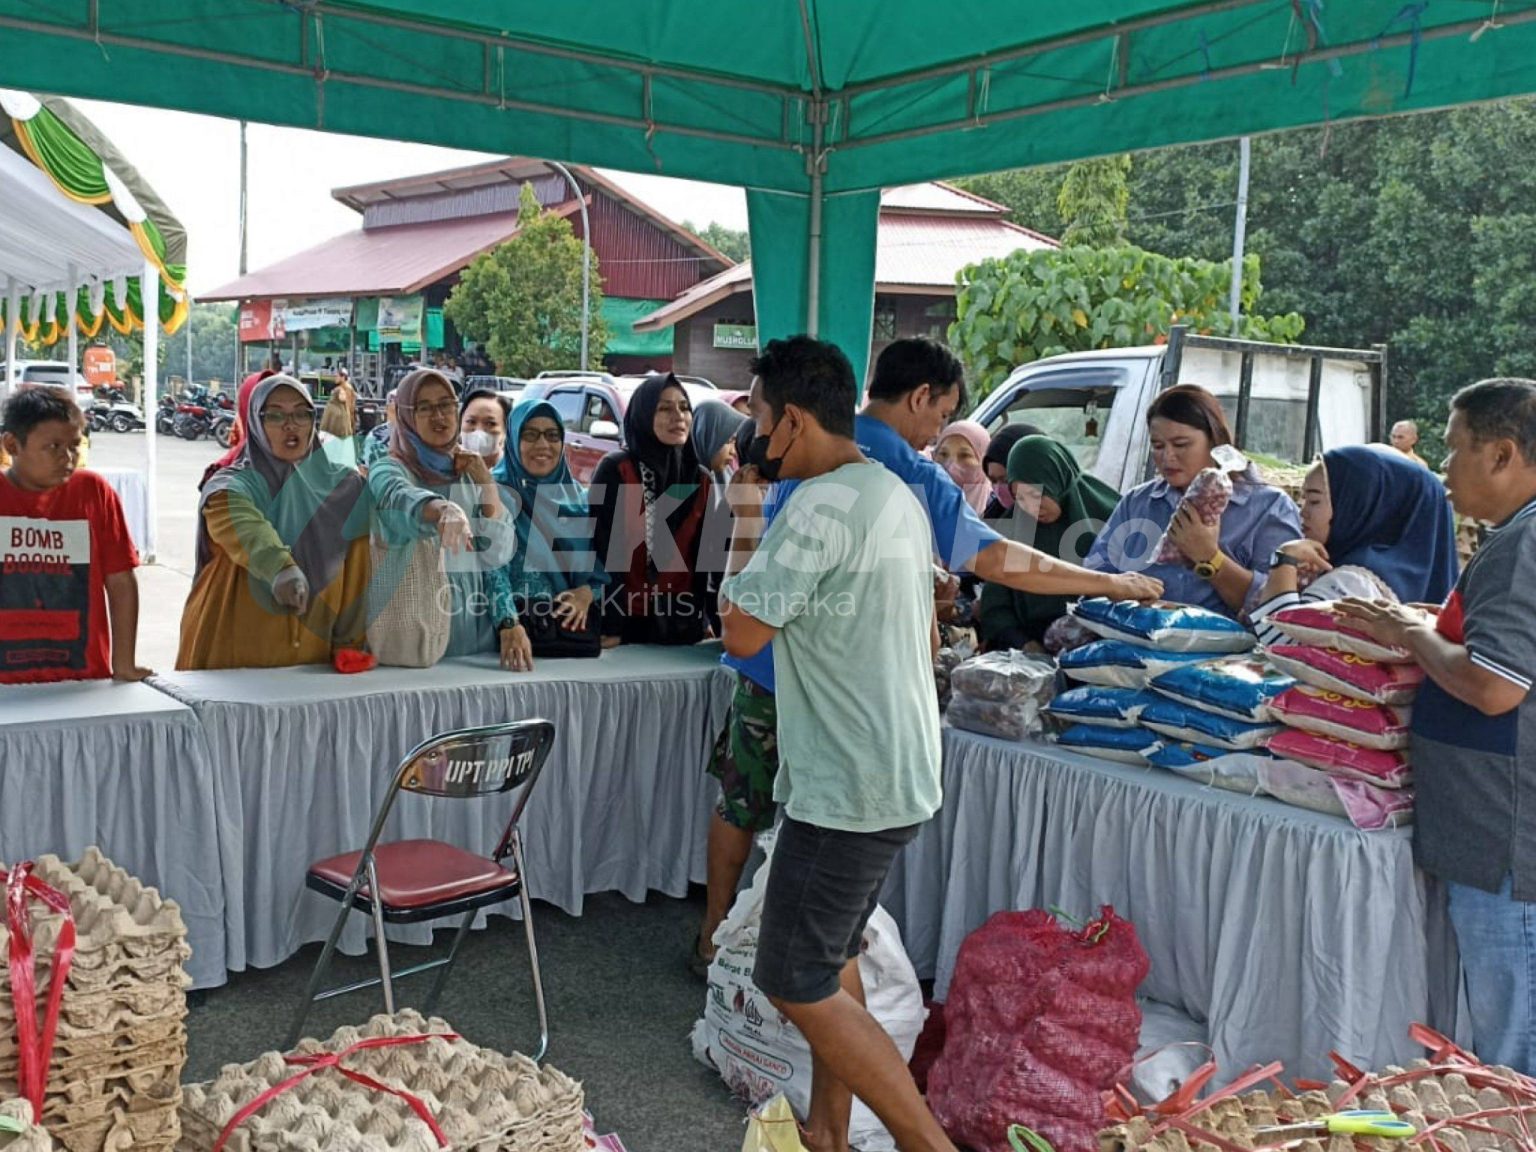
[799,0,825,338]
[4,276,17,395]
[66,261,79,392]
[142,261,159,564]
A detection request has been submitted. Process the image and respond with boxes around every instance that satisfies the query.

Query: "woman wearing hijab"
[1252,444,1459,643]
[691,400,750,499]
[177,375,373,669]
[934,420,993,514]
[977,434,1121,649]
[199,369,275,491]
[981,421,1045,522]
[368,368,530,670]
[589,373,715,645]
[493,400,608,656]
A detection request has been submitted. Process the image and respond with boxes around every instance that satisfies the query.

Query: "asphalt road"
[89,426,226,577]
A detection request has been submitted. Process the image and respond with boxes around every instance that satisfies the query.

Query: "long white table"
[0,680,229,987]
[152,647,733,972]
[882,726,1465,1082]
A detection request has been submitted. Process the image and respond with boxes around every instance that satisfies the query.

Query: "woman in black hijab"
[589,373,718,645]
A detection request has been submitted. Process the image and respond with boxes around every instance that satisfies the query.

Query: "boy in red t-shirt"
[0,388,150,683]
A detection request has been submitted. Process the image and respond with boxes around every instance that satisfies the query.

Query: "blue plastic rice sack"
[1146,742,1271,794]
[1056,723,1161,765]
[1148,657,1295,723]
[1058,640,1211,690]
[1139,697,1279,751]
[1048,687,1162,730]
[1068,598,1256,654]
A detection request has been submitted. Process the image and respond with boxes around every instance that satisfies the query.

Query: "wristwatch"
[1269,549,1302,570]
[1193,551,1226,581]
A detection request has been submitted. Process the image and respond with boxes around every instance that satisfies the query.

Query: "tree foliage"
[950,245,1304,400]
[957,97,1536,464]
[682,219,750,264]
[444,182,609,377]
[1057,156,1131,247]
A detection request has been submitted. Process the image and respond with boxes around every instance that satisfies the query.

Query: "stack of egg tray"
[0,849,189,1152]
[179,1011,585,1152]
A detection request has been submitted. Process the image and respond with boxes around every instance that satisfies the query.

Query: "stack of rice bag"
[946,651,1057,741]
[1051,600,1290,783]
[1259,603,1421,829]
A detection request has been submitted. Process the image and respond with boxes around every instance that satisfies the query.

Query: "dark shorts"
[753,817,921,1004]
[707,677,779,833]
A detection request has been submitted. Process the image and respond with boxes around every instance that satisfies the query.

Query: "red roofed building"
[635,182,1057,386]
[201,158,732,387]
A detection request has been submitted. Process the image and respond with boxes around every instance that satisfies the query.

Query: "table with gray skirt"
[151,645,733,974]
[0,680,230,988]
[882,725,1465,1083]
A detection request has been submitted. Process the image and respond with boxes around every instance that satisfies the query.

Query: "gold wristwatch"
[1194,551,1226,581]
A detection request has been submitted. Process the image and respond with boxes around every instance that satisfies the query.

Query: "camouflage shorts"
[708,676,780,833]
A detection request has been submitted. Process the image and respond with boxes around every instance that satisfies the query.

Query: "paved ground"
[88,429,213,670]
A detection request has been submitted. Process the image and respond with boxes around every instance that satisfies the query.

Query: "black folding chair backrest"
[360,718,557,868]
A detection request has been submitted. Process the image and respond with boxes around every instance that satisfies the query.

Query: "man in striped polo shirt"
[1343,378,1536,1075]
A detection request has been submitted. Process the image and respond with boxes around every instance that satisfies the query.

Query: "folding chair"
[286,719,556,1056]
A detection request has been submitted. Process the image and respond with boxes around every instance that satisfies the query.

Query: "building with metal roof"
[200,158,732,387]
[635,182,1056,386]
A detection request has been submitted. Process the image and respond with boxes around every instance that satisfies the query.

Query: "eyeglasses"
[520,427,565,445]
[408,400,459,420]
[656,402,692,417]
[259,409,316,429]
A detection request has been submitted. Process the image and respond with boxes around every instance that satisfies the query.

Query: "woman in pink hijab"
[934,419,993,514]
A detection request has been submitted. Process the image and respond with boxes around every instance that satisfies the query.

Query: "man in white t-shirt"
[721,336,955,1152]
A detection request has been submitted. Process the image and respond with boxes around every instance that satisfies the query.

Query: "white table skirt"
[152,646,733,971]
[0,680,229,988]
[95,468,150,557]
[882,726,1465,1082]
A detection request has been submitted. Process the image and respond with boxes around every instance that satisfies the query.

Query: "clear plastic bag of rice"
[950,650,1057,705]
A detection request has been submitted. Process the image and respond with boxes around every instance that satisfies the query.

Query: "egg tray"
[178,1011,585,1152]
[0,985,185,1037]
[0,1100,56,1152]
[47,1096,178,1152]
[1100,1060,1536,1152]
[1,851,187,954]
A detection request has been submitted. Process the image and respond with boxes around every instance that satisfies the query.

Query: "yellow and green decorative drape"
[0,91,188,345]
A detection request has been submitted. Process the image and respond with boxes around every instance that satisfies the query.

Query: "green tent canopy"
[3,2,1535,378]
[602,297,674,359]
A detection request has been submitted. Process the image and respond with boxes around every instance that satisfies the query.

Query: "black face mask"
[746,415,787,482]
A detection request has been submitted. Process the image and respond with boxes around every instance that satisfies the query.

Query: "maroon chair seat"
[307,839,521,919]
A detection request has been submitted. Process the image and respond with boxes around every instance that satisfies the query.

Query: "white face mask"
[461,429,498,457]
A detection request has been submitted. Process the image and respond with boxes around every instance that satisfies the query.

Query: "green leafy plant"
[948,244,1304,399]
[444,183,610,377]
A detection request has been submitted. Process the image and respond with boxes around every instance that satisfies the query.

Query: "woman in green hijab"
[978,435,1121,649]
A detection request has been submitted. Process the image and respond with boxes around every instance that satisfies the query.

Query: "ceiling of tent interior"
[3,2,1532,370]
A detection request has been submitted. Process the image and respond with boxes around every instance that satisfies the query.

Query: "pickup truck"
[967,326,1388,491]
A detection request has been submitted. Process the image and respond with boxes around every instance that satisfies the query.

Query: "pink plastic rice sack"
[1259,759,1415,829]
[927,908,1149,1152]
[1265,644,1424,706]
[1266,684,1411,750]
[1267,728,1412,788]
[1267,603,1414,664]
[1154,467,1232,565]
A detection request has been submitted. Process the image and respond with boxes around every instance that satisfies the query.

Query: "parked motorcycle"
[156,395,177,435]
[90,386,145,433]
[210,409,236,449]
[173,401,212,441]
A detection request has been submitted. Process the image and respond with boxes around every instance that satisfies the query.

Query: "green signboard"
[713,323,757,350]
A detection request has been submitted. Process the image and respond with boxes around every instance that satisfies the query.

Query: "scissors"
[1256,1110,1416,1140]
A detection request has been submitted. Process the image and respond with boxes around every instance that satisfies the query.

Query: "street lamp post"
[546,161,591,371]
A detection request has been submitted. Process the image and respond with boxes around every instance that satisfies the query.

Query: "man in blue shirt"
[694,338,1160,971]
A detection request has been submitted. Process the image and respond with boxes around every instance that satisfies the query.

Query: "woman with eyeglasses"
[491,400,609,658]
[177,374,373,669]
[589,372,717,646]
[368,368,530,670]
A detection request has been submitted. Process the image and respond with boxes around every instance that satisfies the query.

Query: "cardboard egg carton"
[0,1100,56,1152]
[0,851,188,1152]
[179,1011,585,1152]
[1100,1061,1536,1152]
